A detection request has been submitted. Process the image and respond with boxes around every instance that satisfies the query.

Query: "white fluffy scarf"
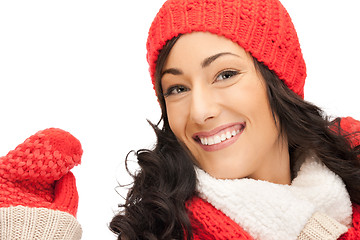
[195,156,352,240]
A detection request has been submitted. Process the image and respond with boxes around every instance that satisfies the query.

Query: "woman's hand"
[0,128,82,239]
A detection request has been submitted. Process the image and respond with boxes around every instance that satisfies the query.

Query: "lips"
[193,122,246,150]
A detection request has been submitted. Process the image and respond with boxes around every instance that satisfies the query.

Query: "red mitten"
[0,128,82,239]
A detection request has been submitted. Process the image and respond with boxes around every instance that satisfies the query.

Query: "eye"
[215,70,240,82]
[163,85,189,97]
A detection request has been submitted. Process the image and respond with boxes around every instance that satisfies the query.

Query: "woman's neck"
[248,139,291,185]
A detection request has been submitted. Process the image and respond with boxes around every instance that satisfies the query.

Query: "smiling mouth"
[193,123,246,146]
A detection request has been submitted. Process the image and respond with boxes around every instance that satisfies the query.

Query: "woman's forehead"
[164,32,249,66]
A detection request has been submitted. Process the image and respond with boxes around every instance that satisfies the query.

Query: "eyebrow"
[162,68,183,76]
[161,52,240,77]
[201,52,239,68]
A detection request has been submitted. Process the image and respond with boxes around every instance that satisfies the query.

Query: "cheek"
[244,85,280,147]
[166,102,188,140]
[250,86,278,134]
[226,79,278,140]
[221,77,269,118]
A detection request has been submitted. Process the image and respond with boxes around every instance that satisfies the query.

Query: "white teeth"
[214,135,221,144]
[226,131,232,139]
[220,133,226,141]
[199,127,243,146]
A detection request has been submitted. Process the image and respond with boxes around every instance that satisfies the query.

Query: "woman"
[110,0,360,239]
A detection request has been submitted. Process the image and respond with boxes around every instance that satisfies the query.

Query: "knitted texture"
[186,197,360,240]
[147,0,306,98]
[0,128,82,216]
[195,156,352,240]
[298,212,348,240]
[339,204,360,239]
[186,196,253,239]
[339,117,360,148]
[0,205,82,240]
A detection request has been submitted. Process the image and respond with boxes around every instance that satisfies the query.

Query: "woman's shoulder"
[186,197,360,240]
[337,117,360,147]
[338,203,360,239]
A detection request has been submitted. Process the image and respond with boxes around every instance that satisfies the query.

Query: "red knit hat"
[146,0,306,98]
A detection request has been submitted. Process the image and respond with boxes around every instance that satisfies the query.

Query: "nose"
[189,84,220,124]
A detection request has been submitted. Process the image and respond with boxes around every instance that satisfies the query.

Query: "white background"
[0,0,359,239]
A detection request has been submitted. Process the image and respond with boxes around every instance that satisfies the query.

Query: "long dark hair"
[110,35,360,239]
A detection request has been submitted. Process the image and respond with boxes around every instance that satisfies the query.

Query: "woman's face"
[161,32,290,183]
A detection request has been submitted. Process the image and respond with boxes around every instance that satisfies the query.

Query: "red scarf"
[186,196,360,240]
